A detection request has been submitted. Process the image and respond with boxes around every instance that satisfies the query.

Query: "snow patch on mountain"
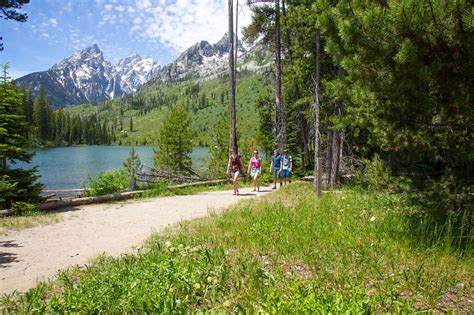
[15,44,160,108]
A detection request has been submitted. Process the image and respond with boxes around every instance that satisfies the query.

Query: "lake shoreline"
[17,146,210,190]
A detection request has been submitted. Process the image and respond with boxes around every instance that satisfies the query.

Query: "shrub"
[84,169,129,197]
[11,201,39,215]
[355,154,410,192]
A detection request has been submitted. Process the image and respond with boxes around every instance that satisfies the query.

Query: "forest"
[0,0,473,312]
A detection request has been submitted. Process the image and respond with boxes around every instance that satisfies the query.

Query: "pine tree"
[208,114,229,178]
[0,65,42,208]
[154,106,192,173]
[319,0,473,196]
[255,94,274,160]
[33,86,52,142]
[123,148,141,191]
[129,117,133,132]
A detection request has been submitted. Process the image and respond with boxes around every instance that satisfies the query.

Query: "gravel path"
[0,186,272,295]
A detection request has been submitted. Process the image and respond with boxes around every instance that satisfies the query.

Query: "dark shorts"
[281,169,291,178]
[271,168,280,179]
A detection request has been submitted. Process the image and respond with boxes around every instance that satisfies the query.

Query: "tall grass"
[2,184,472,312]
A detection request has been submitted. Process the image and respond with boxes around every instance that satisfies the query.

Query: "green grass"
[2,184,472,312]
[0,210,61,232]
[66,72,272,147]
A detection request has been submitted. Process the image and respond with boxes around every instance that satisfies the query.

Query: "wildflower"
[223,301,231,308]
[338,222,342,226]
[370,216,376,222]
[193,283,201,290]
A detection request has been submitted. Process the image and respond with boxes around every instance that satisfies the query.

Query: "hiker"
[269,149,282,189]
[247,150,262,192]
[281,149,293,185]
[227,147,243,195]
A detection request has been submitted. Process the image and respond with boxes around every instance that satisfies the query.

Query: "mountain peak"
[85,43,100,53]
[16,44,159,108]
[213,33,245,54]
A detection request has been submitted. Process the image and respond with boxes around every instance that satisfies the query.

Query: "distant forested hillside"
[65,71,273,147]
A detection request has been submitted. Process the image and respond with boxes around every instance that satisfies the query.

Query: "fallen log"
[41,193,56,201]
[40,190,146,211]
[0,209,14,216]
[168,179,229,190]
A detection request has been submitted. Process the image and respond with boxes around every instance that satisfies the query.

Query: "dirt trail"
[0,187,272,295]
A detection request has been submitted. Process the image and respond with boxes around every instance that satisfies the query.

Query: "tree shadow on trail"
[0,240,21,268]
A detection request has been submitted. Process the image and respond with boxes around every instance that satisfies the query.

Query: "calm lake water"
[18,146,210,190]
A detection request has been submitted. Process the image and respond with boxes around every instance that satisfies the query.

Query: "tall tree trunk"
[1,157,6,174]
[228,0,237,154]
[326,129,333,186]
[329,129,341,187]
[235,0,238,84]
[300,115,310,168]
[328,103,343,187]
[338,130,345,182]
[313,29,322,196]
[274,0,285,149]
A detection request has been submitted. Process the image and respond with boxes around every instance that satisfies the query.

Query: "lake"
[17,146,210,190]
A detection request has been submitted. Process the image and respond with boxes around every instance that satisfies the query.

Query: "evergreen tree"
[254,94,274,160]
[0,65,42,208]
[123,148,141,191]
[316,0,474,207]
[208,114,229,178]
[33,86,52,142]
[154,105,192,173]
[129,117,133,132]
[0,0,30,51]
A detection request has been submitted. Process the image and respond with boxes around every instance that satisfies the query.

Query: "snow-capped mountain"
[111,53,159,95]
[15,33,259,108]
[149,33,246,84]
[15,44,160,108]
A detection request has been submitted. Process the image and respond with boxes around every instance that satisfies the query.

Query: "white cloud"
[137,0,152,10]
[48,18,58,27]
[125,0,252,53]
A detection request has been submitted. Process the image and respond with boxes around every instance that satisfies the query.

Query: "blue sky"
[0,0,252,79]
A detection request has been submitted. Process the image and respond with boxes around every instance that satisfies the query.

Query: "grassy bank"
[2,184,472,312]
[0,210,60,232]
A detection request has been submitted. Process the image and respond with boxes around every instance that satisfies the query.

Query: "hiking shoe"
[272,186,277,190]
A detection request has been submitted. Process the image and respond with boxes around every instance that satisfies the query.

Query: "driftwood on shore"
[137,165,204,183]
[39,190,146,210]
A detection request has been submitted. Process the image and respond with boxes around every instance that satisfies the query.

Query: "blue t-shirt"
[272,155,282,169]
[282,155,292,170]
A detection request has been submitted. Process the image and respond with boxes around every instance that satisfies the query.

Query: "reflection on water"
[15,146,209,189]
